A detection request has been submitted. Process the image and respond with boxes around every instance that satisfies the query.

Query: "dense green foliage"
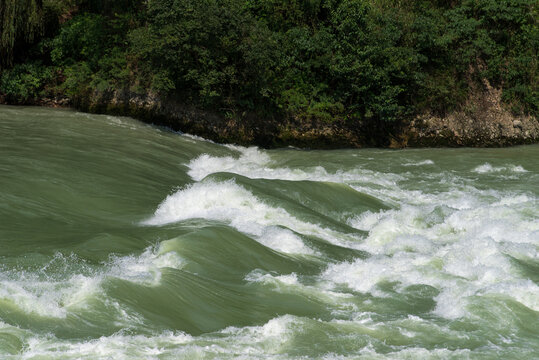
[1,0,537,123]
[0,62,58,102]
[0,0,44,67]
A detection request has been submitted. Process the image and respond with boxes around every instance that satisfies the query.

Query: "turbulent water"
[0,106,538,359]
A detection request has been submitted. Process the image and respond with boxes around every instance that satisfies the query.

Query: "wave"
[187,146,402,187]
[0,248,183,324]
[473,162,528,174]
[143,179,367,253]
[402,160,435,166]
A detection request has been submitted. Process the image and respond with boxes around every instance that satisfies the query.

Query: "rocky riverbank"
[403,79,539,147]
[2,85,537,148]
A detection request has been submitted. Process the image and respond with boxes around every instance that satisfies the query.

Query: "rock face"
[75,89,373,148]
[404,80,539,147]
[81,87,538,148]
[2,85,537,148]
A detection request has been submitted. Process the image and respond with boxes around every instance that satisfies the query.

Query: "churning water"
[0,106,538,359]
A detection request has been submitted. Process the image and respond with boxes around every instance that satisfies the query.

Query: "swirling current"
[0,106,538,359]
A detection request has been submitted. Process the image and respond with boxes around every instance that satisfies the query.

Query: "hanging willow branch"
[0,0,44,68]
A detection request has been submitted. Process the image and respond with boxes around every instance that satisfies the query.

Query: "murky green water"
[0,105,538,359]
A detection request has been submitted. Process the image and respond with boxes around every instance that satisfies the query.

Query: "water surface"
[0,106,538,359]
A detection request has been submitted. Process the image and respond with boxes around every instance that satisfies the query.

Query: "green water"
[0,105,538,359]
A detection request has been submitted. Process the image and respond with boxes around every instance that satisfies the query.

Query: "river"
[0,106,538,359]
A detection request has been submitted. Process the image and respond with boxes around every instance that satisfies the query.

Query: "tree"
[0,0,44,68]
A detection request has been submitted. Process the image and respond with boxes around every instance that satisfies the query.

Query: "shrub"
[0,62,56,102]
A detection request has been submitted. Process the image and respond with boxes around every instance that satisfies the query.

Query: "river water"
[0,106,538,359]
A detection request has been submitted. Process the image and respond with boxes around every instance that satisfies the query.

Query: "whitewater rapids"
[0,106,537,359]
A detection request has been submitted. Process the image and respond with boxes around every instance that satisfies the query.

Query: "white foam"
[187,147,271,181]
[218,314,301,353]
[0,248,184,320]
[187,146,401,187]
[0,278,70,318]
[473,163,528,173]
[183,147,539,321]
[104,115,139,130]
[19,331,195,359]
[402,160,434,166]
[107,247,184,286]
[245,270,356,311]
[326,187,539,319]
[358,346,472,359]
[19,315,300,359]
[323,253,433,298]
[182,132,217,143]
[258,227,317,255]
[245,271,299,286]
[144,180,351,254]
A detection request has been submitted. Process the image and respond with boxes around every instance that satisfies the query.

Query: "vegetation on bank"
[0,0,537,127]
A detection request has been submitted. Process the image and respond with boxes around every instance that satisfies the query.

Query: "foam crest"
[473,163,528,173]
[0,248,184,319]
[402,160,434,166]
[0,254,101,318]
[0,278,71,318]
[107,247,184,286]
[218,314,301,353]
[358,347,472,359]
[18,316,301,359]
[258,227,317,255]
[187,147,401,187]
[187,147,272,181]
[144,180,346,254]
[104,115,139,130]
[19,331,195,359]
[245,271,300,287]
[245,270,356,311]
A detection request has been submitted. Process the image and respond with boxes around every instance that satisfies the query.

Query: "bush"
[51,14,107,69]
[0,62,56,102]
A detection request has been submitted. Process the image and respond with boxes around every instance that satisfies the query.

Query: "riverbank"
[1,86,538,149]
